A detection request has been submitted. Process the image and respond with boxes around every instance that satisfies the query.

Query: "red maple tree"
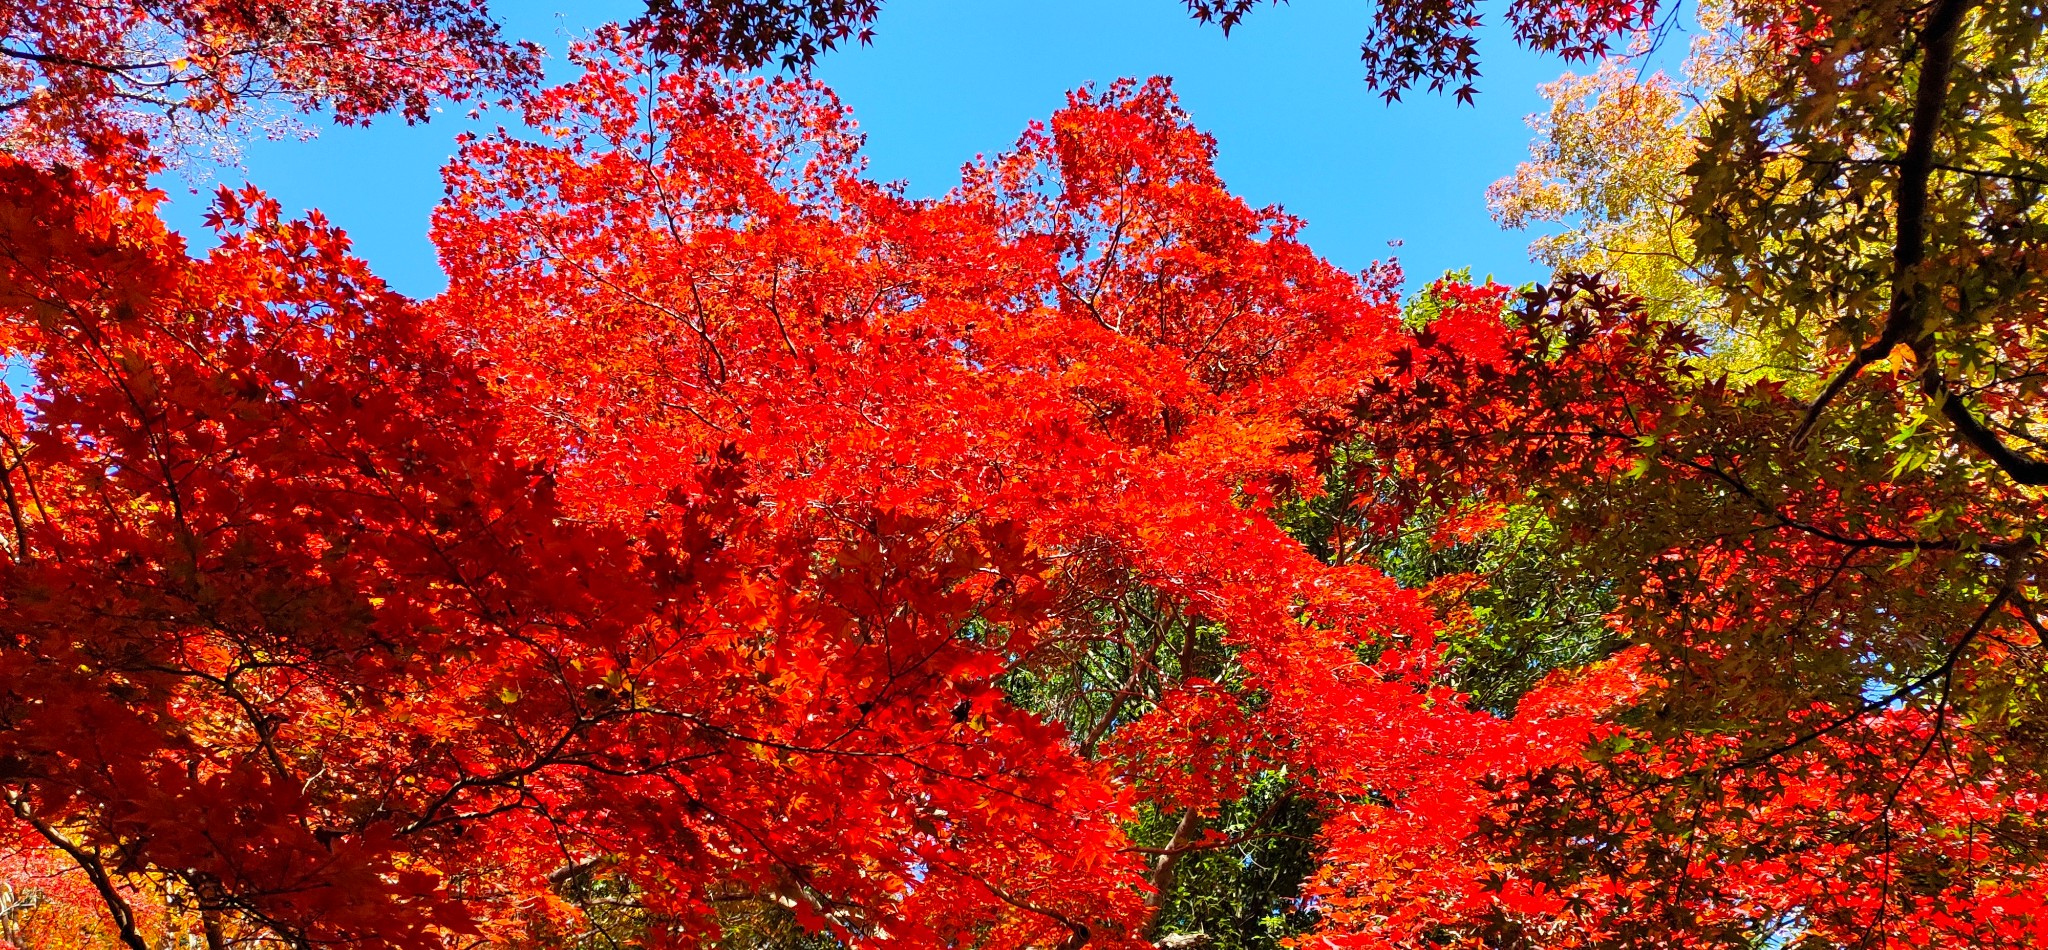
[6,0,2045,947]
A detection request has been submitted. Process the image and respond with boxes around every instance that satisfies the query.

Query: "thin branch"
[1732,583,2014,770]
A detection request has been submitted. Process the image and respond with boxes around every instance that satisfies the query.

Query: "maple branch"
[52,312,198,545]
[1864,656,1956,843]
[0,449,33,560]
[0,45,175,76]
[1128,788,1299,863]
[201,907,229,950]
[1670,452,2010,552]
[927,853,1095,950]
[1078,642,1157,757]
[1789,0,1974,448]
[1143,806,1202,937]
[2009,591,2048,645]
[545,855,606,887]
[1731,581,2014,771]
[762,264,811,370]
[659,709,1076,812]
[678,783,896,940]
[1827,156,2048,189]
[1919,361,2048,485]
[1503,423,2018,553]
[402,720,592,834]
[4,792,149,950]
[1065,179,1139,335]
[1927,160,2048,188]
[685,280,732,384]
[1079,601,1174,757]
[1124,830,1312,856]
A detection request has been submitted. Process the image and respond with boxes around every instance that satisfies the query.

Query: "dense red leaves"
[1,33,1554,946]
[1301,647,1661,949]
[426,39,1806,949]
[1320,275,1701,516]
[1102,680,1271,815]
[0,160,614,946]
[1466,713,2048,949]
[12,5,2034,948]
[1,0,539,166]
[426,39,1454,943]
[0,144,1147,948]
[4,25,1820,944]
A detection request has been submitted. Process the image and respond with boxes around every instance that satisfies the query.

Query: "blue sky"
[153,0,1623,298]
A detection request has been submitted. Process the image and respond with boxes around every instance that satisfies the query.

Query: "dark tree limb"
[1790,0,1976,448]
[1921,360,2048,484]
[4,792,150,950]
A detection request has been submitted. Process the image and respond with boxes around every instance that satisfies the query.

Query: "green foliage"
[1279,452,1619,713]
[997,588,1330,949]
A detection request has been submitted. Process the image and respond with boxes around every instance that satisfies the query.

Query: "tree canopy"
[3,0,2045,948]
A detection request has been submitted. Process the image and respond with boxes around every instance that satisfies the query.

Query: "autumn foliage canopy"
[3,0,2047,948]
